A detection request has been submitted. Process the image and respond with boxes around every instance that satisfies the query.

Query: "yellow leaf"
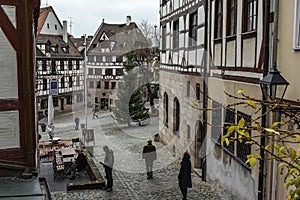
[227,126,236,135]
[225,138,230,146]
[295,135,300,143]
[287,194,291,200]
[238,118,245,128]
[237,88,245,94]
[264,128,280,135]
[247,100,257,109]
[246,156,257,168]
[272,121,284,127]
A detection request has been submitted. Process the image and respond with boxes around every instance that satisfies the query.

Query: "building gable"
[39,7,63,36]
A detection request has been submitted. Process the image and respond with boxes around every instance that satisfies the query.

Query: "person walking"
[142,139,157,179]
[178,152,192,200]
[100,145,114,192]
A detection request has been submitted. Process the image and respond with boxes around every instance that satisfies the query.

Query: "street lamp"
[258,63,289,200]
[259,64,289,102]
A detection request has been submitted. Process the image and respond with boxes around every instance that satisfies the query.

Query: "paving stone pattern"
[46,111,231,200]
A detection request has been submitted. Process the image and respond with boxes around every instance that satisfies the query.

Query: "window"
[173,98,180,133]
[294,0,300,49]
[96,81,101,88]
[55,24,57,30]
[96,56,102,62]
[69,77,73,87]
[162,25,167,52]
[51,61,56,74]
[187,125,191,139]
[116,56,123,62]
[162,0,168,5]
[189,12,198,46]
[211,101,222,143]
[88,56,94,62]
[47,23,50,29]
[43,79,47,91]
[111,82,116,89]
[53,97,58,107]
[196,83,200,100]
[237,111,251,163]
[60,61,64,71]
[41,99,47,109]
[88,68,93,75]
[66,96,72,105]
[42,60,47,71]
[223,107,235,154]
[95,68,102,75]
[104,81,109,89]
[215,0,223,39]
[45,42,50,53]
[61,77,65,88]
[68,60,72,70]
[227,0,237,36]
[173,20,179,49]
[187,81,191,97]
[106,56,112,62]
[116,69,123,75]
[243,0,257,32]
[105,69,113,75]
[89,81,94,88]
[76,76,80,86]
[75,60,79,70]
[164,93,169,127]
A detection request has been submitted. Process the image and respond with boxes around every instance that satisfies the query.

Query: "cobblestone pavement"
[43,111,230,200]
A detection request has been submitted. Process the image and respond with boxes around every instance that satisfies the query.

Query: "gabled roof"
[36,34,83,59]
[87,22,150,55]
[37,6,63,35]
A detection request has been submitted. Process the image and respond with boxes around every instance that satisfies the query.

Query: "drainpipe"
[202,0,209,181]
[258,0,271,199]
[271,0,279,199]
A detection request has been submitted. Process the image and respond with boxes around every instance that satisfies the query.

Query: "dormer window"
[45,41,51,53]
[55,45,59,53]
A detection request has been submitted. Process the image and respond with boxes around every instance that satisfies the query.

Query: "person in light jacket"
[142,139,157,179]
[100,145,114,192]
[178,152,192,200]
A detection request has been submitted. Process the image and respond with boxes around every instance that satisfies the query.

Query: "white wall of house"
[40,9,63,35]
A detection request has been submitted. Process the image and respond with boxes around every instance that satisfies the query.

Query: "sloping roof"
[87,22,150,55]
[37,6,63,35]
[36,34,83,59]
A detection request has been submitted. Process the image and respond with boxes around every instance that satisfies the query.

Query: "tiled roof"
[87,22,150,55]
[36,34,83,59]
[37,6,51,35]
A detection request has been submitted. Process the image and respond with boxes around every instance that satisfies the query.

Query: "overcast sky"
[41,0,160,37]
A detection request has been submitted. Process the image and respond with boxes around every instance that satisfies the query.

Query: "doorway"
[194,120,204,168]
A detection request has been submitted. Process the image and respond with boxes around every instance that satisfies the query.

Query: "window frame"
[173,20,179,49]
[226,0,237,36]
[215,0,223,39]
[242,0,257,33]
[189,11,198,46]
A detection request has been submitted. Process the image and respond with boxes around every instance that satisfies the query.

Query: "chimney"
[63,20,68,43]
[126,16,131,26]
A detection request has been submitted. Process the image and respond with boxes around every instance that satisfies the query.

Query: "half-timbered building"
[159,0,207,173]
[86,17,149,110]
[35,6,84,116]
[0,0,40,177]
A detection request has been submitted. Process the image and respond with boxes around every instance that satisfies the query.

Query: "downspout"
[258,0,271,199]
[202,0,209,181]
[271,0,279,199]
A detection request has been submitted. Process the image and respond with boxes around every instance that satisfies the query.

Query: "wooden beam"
[0,0,20,6]
[0,6,20,51]
[0,100,19,111]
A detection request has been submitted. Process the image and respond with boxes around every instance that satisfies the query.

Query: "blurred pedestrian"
[142,139,157,179]
[93,107,98,119]
[178,152,192,200]
[100,145,114,192]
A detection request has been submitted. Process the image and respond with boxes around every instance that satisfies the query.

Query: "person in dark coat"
[100,145,114,192]
[142,139,157,179]
[178,152,192,200]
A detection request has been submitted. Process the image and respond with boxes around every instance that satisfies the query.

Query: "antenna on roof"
[69,17,74,34]
[45,0,49,6]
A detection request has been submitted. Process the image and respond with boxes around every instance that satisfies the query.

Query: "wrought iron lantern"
[259,64,289,102]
